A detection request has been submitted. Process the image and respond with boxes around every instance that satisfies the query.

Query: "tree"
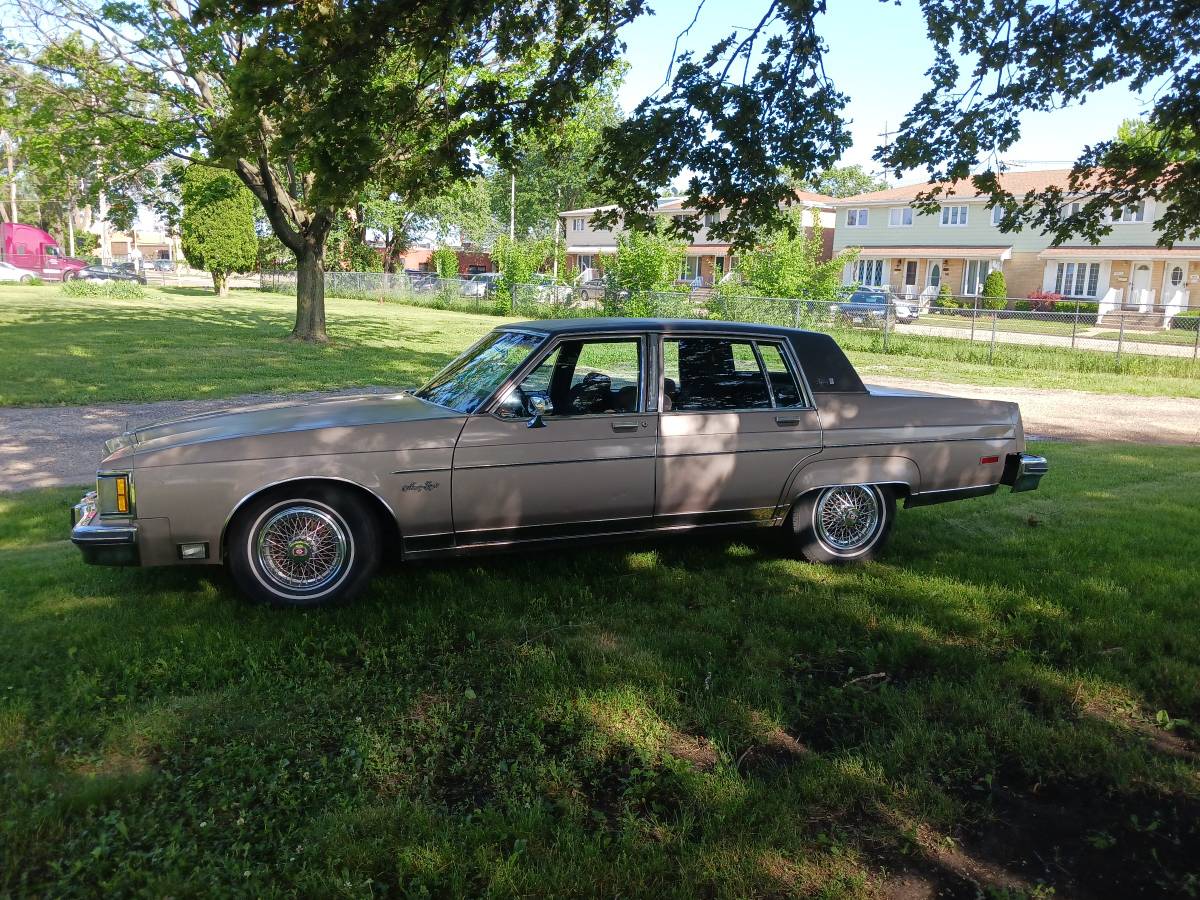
[180,165,257,296]
[980,269,1007,311]
[487,66,625,237]
[4,1,642,342]
[875,1,1200,247]
[800,165,888,199]
[732,209,849,301]
[608,226,686,294]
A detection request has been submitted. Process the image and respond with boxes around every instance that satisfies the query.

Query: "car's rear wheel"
[19,274,32,284]
[228,485,380,608]
[787,484,894,564]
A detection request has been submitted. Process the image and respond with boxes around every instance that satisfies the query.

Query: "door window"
[904,261,917,285]
[928,263,941,288]
[504,339,641,417]
[1170,265,1184,287]
[757,342,806,407]
[662,338,772,411]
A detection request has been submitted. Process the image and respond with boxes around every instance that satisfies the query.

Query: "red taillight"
[980,455,1000,465]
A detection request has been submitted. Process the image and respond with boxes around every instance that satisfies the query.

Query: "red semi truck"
[0,222,89,281]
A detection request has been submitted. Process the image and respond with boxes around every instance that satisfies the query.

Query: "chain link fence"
[258,270,1200,367]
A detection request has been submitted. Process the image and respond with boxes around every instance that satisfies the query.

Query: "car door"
[451,333,657,544]
[655,334,822,525]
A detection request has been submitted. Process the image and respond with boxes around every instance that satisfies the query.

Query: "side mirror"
[527,395,548,428]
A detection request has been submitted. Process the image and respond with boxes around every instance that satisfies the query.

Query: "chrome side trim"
[453,453,656,472]
[903,483,998,508]
[219,475,401,556]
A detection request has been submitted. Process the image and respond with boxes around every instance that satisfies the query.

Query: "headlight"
[97,472,133,516]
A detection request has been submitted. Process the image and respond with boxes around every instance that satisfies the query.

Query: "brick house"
[831,169,1200,321]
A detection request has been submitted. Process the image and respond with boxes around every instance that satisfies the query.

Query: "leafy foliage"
[60,278,144,299]
[877,1,1200,247]
[493,235,552,291]
[431,247,460,280]
[728,209,848,302]
[608,226,686,296]
[181,166,258,295]
[800,164,889,199]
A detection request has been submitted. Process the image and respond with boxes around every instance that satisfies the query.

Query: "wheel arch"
[778,455,920,515]
[219,476,401,561]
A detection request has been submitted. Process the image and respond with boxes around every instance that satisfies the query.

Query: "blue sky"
[616,0,1157,184]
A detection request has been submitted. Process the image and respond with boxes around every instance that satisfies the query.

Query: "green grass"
[1094,328,1200,347]
[3,284,1200,406]
[2,443,1199,896]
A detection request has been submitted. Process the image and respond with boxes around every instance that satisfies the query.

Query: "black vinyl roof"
[500,318,866,393]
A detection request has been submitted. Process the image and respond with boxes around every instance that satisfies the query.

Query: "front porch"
[843,246,1013,305]
[1038,249,1200,329]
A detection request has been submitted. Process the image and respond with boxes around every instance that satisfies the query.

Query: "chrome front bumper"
[1001,453,1049,493]
[71,491,139,565]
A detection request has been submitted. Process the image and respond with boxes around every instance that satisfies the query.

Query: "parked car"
[151,259,175,272]
[0,260,37,283]
[576,277,631,304]
[0,222,89,281]
[830,289,919,325]
[78,264,147,285]
[529,273,573,304]
[71,319,1047,608]
[403,269,438,293]
[461,272,501,298]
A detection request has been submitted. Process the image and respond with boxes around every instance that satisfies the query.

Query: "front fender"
[777,454,921,513]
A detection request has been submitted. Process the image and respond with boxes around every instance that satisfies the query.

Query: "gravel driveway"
[1,379,1196,493]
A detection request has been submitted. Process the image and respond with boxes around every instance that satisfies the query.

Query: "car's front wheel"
[787,484,894,564]
[228,485,380,608]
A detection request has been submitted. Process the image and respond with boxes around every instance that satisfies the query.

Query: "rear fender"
[777,455,920,513]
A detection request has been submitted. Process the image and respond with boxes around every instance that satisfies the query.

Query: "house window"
[991,206,1004,226]
[570,217,585,232]
[888,207,912,227]
[681,256,703,282]
[852,258,884,287]
[1170,265,1184,287]
[846,208,868,227]
[963,260,995,295]
[1111,202,1145,223]
[577,254,593,271]
[1053,262,1101,298]
[940,205,968,226]
[703,211,720,227]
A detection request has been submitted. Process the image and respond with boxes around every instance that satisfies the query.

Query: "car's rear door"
[655,334,822,525]
[451,333,657,545]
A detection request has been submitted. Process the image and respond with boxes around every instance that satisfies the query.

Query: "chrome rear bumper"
[71,491,139,565]
[1001,453,1049,493]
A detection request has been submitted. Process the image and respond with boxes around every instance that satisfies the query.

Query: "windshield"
[415,330,544,413]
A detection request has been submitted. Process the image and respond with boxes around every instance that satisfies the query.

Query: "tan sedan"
[71,319,1047,607]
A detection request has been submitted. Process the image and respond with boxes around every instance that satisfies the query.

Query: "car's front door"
[655,335,822,525]
[452,334,657,544]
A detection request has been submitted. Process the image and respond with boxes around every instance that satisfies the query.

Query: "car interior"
[516,339,641,416]
[664,338,802,411]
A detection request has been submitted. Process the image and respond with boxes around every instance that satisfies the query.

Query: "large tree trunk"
[292,241,328,343]
[212,271,229,297]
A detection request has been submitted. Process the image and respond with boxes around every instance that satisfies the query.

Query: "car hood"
[104,392,465,462]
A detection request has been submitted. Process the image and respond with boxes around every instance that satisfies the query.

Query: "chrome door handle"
[611,422,640,433]
[774,416,801,426]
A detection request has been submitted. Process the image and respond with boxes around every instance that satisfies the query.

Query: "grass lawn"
[3,283,1200,406]
[2,442,1199,896]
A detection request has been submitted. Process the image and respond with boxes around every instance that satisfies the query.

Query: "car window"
[507,338,641,417]
[757,342,806,408]
[415,330,543,413]
[662,338,772,412]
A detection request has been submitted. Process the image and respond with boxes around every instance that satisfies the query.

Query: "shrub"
[181,164,258,296]
[1169,308,1200,329]
[1012,300,1033,312]
[61,279,145,299]
[980,269,1007,309]
[936,282,957,309]
[1027,289,1063,312]
[431,246,459,279]
[1055,300,1099,315]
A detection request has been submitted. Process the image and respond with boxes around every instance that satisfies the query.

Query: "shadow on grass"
[1,442,1198,895]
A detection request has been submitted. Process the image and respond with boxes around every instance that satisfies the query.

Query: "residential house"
[105,228,181,264]
[560,192,835,286]
[831,169,1200,322]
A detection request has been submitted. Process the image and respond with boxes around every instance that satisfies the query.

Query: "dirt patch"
[664,729,720,772]
[878,777,1200,898]
[866,376,1200,446]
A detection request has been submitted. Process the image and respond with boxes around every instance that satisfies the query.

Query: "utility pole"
[508,171,516,240]
[552,185,561,280]
[5,131,17,224]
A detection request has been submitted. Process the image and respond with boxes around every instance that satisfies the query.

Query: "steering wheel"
[566,371,611,414]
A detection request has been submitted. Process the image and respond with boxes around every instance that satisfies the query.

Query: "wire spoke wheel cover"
[813,485,883,555]
[253,503,352,595]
